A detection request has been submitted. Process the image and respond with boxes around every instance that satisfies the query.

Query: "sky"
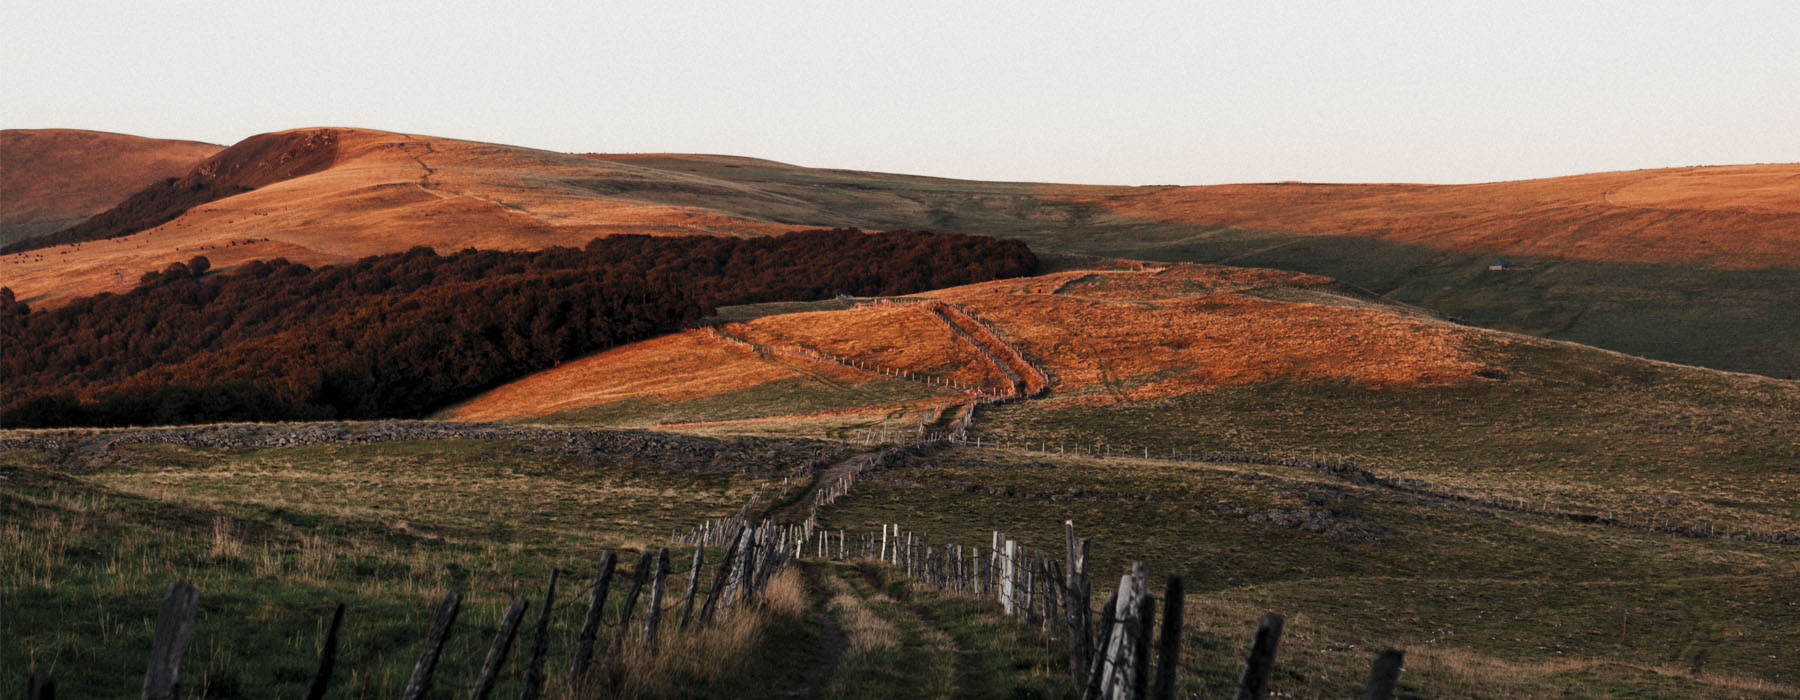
[3,1,1797,186]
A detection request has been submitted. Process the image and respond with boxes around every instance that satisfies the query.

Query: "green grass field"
[813,446,1800,698]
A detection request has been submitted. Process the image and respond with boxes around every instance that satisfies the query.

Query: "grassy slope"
[581,156,1800,376]
[0,129,221,247]
[814,446,1800,698]
[0,433,836,698]
[9,130,1790,372]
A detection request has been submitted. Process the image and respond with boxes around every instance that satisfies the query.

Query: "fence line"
[670,516,1408,700]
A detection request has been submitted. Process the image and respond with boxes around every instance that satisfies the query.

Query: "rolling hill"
[0,129,220,247]
[457,264,1800,533]
[3,126,1794,374]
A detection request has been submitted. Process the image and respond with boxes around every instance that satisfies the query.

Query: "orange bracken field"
[457,265,1499,425]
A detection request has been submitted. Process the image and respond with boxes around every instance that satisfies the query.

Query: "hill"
[459,264,1800,532]
[580,155,1800,376]
[0,129,220,247]
[0,128,804,307]
[1,229,1035,427]
[4,126,1793,374]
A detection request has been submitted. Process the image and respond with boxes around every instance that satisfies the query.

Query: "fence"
[28,521,810,700]
[761,518,1409,700]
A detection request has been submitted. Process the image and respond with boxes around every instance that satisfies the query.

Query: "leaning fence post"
[1081,590,1119,700]
[1096,564,1148,700]
[1150,576,1183,700]
[679,546,704,629]
[1232,612,1285,700]
[467,596,529,700]
[400,590,462,700]
[303,602,346,700]
[1362,648,1405,700]
[644,548,671,651]
[141,581,199,700]
[612,551,655,652]
[518,569,561,700]
[567,550,618,690]
[700,526,745,625]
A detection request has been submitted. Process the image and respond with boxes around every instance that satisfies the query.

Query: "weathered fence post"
[518,569,561,700]
[1000,539,1018,616]
[303,602,346,700]
[700,526,745,625]
[612,551,654,652]
[644,548,671,651]
[1232,612,1285,700]
[1133,594,1156,700]
[141,581,199,700]
[567,550,617,690]
[1096,563,1149,700]
[1066,523,1094,689]
[679,546,704,629]
[1150,576,1183,700]
[1081,591,1119,700]
[467,597,529,700]
[400,590,462,700]
[1363,648,1405,700]
[27,675,54,700]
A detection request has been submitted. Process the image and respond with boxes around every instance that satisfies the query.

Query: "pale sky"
[3,1,1797,185]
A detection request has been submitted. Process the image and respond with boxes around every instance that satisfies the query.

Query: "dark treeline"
[2,229,1036,427]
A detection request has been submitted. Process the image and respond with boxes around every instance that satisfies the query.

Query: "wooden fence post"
[1000,539,1018,616]
[467,596,529,700]
[1133,594,1156,700]
[400,590,462,700]
[1151,576,1183,700]
[700,526,745,625]
[567,550,617,690]
[1081,590,1119,700]
[518,568,561,700]
[1232,612,1285,700]
[1363,648,1405,700]
[644,548,671,651]
[1096,563,1148,700]
[679,546,704,629]
[141,581,199,700]
[612,551,655,653]
[303,602,345,700]
[27,675,54,700]
[1066,524,1093,689]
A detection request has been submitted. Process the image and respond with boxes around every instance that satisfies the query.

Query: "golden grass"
[1055,163,1800,269]
[448,330,865,421]
[0,129,221,243]
[731,304,1004,391]
[572,568,809,699]
[1,127,803,307]
[462,265,1498,427]
[939,267,1489,404]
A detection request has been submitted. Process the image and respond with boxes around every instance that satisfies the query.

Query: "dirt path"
[785,562,850,698]
[849,564,985,699]
[770,451,879,523]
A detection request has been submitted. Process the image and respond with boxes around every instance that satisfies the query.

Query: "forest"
[1,228,1037,427]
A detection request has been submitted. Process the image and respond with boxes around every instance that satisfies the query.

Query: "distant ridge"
[3,129,338,254]
[0,129,221,247]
